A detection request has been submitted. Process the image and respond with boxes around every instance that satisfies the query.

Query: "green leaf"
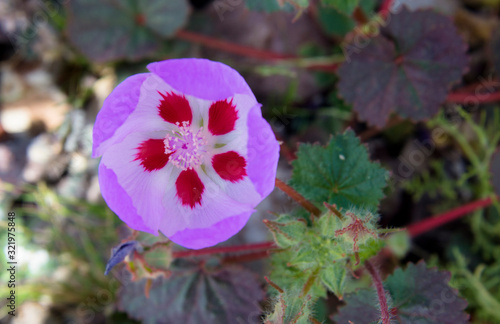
[265,291,315,324]
[290,129,388,211]
[317,6,356,37]
[246,0,280,12]
[320,262,347,299]
[491,149,500,197]
[66,0,190,62]
[321,0,360,15]
[264,215,307,248]
[335,262,469,324]
[118,261,264,324]
[337,7,468,127]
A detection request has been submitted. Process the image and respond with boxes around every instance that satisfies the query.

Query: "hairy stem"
[172,241,276,258]
[275,178,322,217]
[365,260,391,324]
[407,197,494,237]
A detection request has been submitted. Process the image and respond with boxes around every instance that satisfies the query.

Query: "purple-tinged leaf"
[337,7,468,127]
[118,261,265,324]
[65,0,190,62]
[335,261,469,324]
[105,241,138,275]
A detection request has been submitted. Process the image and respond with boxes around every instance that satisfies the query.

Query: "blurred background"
[1,0,500,323]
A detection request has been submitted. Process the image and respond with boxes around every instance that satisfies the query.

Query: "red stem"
[275,178,322,217]
[222,250,272,264]
[379,0,395,17]
[446,90,500,104]
[408,197,494,237]
[365,260,391,324]
[176,30,295,61]
[172,241,276,258]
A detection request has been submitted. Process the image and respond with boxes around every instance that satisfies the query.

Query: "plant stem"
[172,241,276,258]
[275,178,322,217]
[222,250,272,264]
[365,260,391,324]
[379,0,395,17]
[176,29,294,61]
[447,90,500,104]
[407,197,494,237]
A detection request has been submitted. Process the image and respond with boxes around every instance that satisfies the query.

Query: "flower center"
[164,121,207,171]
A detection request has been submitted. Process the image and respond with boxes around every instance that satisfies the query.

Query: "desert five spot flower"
[93,59,280,249]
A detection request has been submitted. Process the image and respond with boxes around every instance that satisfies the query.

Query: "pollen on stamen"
[164,121,208,171]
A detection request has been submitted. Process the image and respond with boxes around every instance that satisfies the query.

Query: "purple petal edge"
[247,105,280,198]
[147,58,255,101]
[92,73,149,158]
[98,163,156,235]
[168,211,254,249]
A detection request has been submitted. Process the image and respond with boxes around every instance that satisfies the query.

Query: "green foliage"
[290,129,388,211]
[321,0,359,15]
[118,260,264,324]
[245,0,296,12]
[337,7,468,127]
[267,207,385,300]
[66,0,190,62]
[335,262,469,323]
[264,288,315,324]
[403,160,458,201]
[490,149,500,197]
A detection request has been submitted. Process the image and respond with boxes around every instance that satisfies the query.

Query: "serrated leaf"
[265,292,314,324]
[491,149,500,197]
[321,0,359,15]
[66,0,190,62]
[105,241,138,275]
[335,262,469,324]
[290,129,388,211]
[118,261,264,324]
[265,216,307,248]
[320,262,347,299]
[318,6,356,37]
[338,7,468,127]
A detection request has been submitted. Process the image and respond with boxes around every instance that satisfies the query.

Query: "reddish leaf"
[335,261,469,324]
[337,7,468,127]
[118,261,264,324]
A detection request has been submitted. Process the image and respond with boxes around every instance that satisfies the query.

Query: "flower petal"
[158,91,193,125]
[93,73,149,158]
[246,104,280,197]
[176,169,204,208]
[168,211,253,249]
[101,131,179,232]
[147,58,256,101]
[212,151,247,183]
[208,99,238,135]
[135,138,171,172]
[93,74,186,158]
[98,163,155,234]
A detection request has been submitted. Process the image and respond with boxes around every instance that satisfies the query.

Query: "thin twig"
[407,197,494,237]
[365,260,391,324]
[275,178,322,217]
[172,241,276,258]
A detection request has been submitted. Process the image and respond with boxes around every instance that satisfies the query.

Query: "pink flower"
[93,59,280,249]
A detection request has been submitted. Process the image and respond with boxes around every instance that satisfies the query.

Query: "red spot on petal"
[176,169,204,208]
[212,151,247,182]
[135,139,171,172]
[158,92,192,126]
[208,99,238,135]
